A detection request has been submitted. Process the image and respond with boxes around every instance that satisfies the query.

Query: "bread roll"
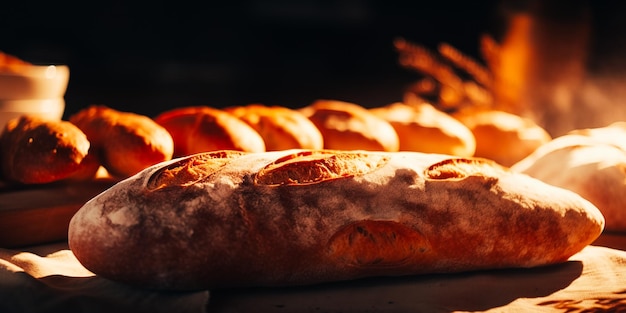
[154,106,266,157]
[225,104,323,150]
[370,101,475,157]
[299,99,399,151]
[0,115,98,184]
[69,105,174,178]
[512,122,626,231]
[69,149,604,290]
[453,109,551,166]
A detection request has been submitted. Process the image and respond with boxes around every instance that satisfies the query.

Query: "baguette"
[68,149,604,290]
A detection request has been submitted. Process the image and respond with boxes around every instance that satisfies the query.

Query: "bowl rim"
[0,64,69,78]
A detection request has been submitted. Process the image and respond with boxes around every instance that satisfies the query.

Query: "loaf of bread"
[299,100,400,151]
[225,104,324,151]
[370,101,476,156]
[0,115,99,184]
[69,149,604,290]
[453,109,551,166]
[154,106,266,157]
[69,105,174,178]
[511,122,626,231]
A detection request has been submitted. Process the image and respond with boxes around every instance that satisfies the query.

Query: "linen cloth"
[2,241,626,312]
[0,242,209,313]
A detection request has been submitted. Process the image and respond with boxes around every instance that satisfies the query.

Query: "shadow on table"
[208,261,584,312]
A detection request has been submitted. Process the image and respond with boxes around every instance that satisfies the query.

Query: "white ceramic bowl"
[0,98,66,130]
[0,64,69,100]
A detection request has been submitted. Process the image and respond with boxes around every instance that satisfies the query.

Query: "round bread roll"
[512,122,626,231]
[69,105,174,179]
[154,106,265,157]
[224,104,324,151]
[453,109,551,167]
[370,101,476,157]
[299,99,399,151]
[0,115,99,184]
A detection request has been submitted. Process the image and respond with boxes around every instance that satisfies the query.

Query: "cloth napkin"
[0,242,209,313]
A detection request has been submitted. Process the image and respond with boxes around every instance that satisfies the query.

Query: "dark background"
[1,1,625,120]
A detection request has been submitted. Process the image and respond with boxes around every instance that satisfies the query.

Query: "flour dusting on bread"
[68,149,604,290]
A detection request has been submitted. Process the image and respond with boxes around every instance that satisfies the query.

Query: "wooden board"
[0,179,117,248]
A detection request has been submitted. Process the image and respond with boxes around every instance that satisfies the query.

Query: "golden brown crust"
[370,102,476,156]
[154,106,266,157]
[453,109,551,167]
[69,105,174,178]
[0,115,97,184]
[225,104,324,151]
[299,100,399,152]
[69,149,604,290]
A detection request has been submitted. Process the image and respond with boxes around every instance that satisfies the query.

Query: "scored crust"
[255,150,388,185]
[69,149,604,290]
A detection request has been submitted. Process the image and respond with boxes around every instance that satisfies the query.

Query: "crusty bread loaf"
[225,104,324,150]
[511,122,626,231]
[299,99,400,151]
[69,149,604,290]
[69,105,174,178]
[370,101,476,156]
[154,106,266,157]
[453,109,551,167]
[0,115,99,184]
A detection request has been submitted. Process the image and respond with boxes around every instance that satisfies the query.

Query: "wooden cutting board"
[0,178,117,248]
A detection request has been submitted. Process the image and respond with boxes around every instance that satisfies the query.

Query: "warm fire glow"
[485,8,590,136]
